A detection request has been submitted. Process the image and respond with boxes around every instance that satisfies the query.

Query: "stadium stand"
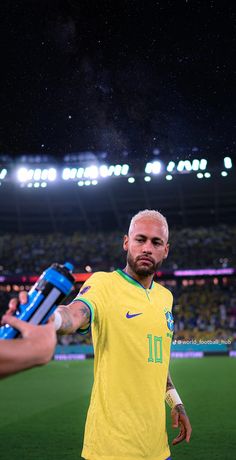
[0,225,235,350]
[0,224,236,275]
[172,280,236,342]
[0,274,235,348]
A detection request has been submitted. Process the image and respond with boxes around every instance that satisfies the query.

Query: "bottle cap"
[64,262,74,272]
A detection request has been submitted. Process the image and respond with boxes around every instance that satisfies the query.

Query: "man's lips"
[137,256,154,264]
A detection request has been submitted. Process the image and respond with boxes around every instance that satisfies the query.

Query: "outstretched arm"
[54,300,91,334]
[0,315,56,378]
[0,296,89,378]
[4,292,91,335]
[166,371,192,445]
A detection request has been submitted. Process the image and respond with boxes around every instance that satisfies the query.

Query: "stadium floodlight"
[27,183,33,187]
[41,182,47,188]
[33,168,42,181]
[84,165,98,179]
[70,168,77,179]
[100,165,109,177]
[177,160,185,172]
[34,182,40,188]
[184,160,192,171]
[204,172,211,178]
[41,169,49,180]
[176,160,192,172]
[224,157,232,169]
[166,174,173,181]
[62,168,70,180]
[128,177,135,183]
[77,167,84,179]
[152,161,162,174]
[17,166,35,182]
[92,180,98,185]
[199,159,207,170]
[114,164,122,176]
[145,161,162,174]
[84,180,91,186]
[48,168,57,181]
[90,165,99,179]
[17,167,28,182]
[144,176,151,182]
[192,159,200,171]
[145,162,153,174]
[197,172,203,179]
[0,168,7,180]
[166,161,175,172]
[121,164,129,175]
[108,165,115,176]
[221,171,228,177]
[78,181,84,186]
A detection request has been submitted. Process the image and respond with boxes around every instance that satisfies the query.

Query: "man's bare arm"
[166,371,175,391]
[3,293,91,336]
[0,316,56,378]
[56,300,91,334]
[166,370,192,445]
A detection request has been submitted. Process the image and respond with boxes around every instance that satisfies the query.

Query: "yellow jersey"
[75,269,174,460]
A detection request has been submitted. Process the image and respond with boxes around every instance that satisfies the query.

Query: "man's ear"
[163,243,170,259]
[123,234,129,252]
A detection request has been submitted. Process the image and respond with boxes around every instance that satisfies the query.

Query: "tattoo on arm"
[58,307,74,333]
[174,404,187,416]
[166,371,175,391]
[57,303,91,334]
[81,305,90,323]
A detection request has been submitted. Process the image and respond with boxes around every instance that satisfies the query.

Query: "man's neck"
[123,265,154,289]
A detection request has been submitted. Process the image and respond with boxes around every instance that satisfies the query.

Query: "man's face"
[123,218,169,276]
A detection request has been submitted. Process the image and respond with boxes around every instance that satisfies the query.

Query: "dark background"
[0,0,235,161]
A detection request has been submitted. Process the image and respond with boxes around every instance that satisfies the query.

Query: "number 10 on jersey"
[147,334,163,363]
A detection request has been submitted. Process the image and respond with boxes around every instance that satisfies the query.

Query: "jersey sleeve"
[169,291,174,310]
[73,272,106,334]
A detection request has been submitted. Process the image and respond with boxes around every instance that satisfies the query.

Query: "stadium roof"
[1,166,235,233]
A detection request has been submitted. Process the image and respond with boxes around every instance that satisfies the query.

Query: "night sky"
[0,0,235,161]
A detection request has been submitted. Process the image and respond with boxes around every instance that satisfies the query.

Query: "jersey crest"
[165,311,174,331]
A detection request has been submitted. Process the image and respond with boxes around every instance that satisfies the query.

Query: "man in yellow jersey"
[54,210,192,459]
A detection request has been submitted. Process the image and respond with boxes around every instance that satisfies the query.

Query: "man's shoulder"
[153,281,173,301]
[78,271,115,298]
[87,271,116,284]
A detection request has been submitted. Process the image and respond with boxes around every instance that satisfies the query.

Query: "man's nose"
[142,240,152,253]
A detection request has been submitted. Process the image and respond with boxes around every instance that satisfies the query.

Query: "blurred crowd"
[1,279,235,345]
[171,281,236,342]
[0,231,123,275]
[57,279,236,345]
[0,224,235,344]
[0,224,236,275]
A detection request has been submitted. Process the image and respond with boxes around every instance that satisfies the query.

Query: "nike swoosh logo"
[126,311,143,319]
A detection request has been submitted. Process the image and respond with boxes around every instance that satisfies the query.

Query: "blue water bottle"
[0,262,74,340]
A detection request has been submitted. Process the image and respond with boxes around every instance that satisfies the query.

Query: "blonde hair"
[128,209,169,241]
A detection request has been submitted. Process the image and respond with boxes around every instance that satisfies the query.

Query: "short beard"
[127,252,163,277]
